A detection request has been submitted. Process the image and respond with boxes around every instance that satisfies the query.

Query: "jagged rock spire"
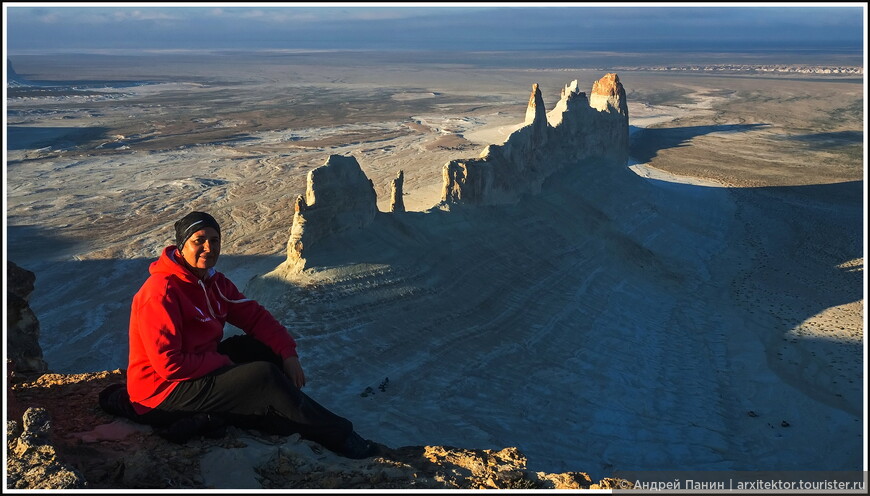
[546,80,584,127]
[390,170,405,213]
[524,83,547,125]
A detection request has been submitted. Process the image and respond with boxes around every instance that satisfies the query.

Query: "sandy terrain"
[4,50,865,482]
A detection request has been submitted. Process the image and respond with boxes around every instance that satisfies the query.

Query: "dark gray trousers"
[139,334,353,451]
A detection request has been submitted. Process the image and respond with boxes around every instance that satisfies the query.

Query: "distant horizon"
[4,43,866,57]
[4,3,866,55]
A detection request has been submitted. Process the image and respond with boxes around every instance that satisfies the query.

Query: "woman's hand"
[282,356,306,389]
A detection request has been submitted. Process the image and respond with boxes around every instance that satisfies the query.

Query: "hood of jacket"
[149,245,243,320]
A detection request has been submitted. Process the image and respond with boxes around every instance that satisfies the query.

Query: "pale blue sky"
[4,3,866,53]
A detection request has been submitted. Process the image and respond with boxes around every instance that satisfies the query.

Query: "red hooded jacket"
[127,246,297,414]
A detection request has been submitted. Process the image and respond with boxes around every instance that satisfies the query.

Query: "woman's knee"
[225,360,288,390]
[218,335,282,365]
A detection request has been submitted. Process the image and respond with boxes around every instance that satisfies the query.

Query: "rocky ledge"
[7,370,630,490]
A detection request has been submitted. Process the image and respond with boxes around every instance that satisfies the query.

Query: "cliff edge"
[7,372,628,489]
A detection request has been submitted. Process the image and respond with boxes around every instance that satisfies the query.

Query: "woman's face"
[180,227,221,273]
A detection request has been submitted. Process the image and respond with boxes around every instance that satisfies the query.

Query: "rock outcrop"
[257,442,630,490]
[286,154,378,270]
[441,74,629,206]
[6,407,87,489]
[6,261,49,377]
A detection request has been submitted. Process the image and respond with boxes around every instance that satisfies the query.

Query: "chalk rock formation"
[390,170,405,213]
[442,74,628,205]
[286,154,378,269]
[6,261,49,376]
[276,74,629,270]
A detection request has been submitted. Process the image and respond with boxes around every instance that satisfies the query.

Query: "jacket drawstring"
[198,279,253,320]
[214,284,253,304]
[197,280,221,319]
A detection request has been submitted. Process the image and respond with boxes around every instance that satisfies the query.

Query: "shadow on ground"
[6,125,111,151]
[629,123,770,163]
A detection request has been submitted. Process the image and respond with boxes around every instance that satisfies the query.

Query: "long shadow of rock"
[725,180,864,416]
[629,123,770,163]
[6,125,112,151]
[7,224,87,264]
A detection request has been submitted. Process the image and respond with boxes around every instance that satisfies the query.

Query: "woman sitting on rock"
[101,211,377,459]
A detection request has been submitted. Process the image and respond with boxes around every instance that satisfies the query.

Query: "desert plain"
[4,49,865,482]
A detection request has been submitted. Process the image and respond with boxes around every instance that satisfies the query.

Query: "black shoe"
[98,383,138,419]
[155,413,227,444]
[337,431,379,459]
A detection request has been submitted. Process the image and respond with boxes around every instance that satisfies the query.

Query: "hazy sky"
[3,2,866,54]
